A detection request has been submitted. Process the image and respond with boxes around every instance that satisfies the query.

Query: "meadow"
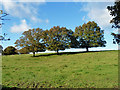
[2,50,118,88]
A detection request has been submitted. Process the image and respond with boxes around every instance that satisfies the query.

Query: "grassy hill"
[2,50,118,88]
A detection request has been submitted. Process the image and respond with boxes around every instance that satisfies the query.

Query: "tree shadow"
[1,85,18,90]
[33,50,114,57]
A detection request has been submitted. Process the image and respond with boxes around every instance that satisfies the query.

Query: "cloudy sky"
[0,0,118,51]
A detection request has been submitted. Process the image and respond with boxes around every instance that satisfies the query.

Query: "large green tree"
[3,46,18,55]
[14,28,45,57]
[74,21,106,52]
[43,26,73,54]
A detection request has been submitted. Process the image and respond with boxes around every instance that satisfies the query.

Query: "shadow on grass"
[34,50,116,57]
[1,85,18,90]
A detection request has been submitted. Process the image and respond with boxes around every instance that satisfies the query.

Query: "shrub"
[3,46,18,55]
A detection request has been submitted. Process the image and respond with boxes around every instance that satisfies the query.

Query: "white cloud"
[31,16,43,23]
[45,19,49,23]
[1,0,49,23]
[31,16,49,23]
[81,2,114,29]
[10,19,30,33]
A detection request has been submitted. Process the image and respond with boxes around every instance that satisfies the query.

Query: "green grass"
[2,50,118,88]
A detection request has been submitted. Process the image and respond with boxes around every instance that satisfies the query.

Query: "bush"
[3,46,18,55]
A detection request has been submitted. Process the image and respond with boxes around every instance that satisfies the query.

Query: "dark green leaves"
[107,1,120,28]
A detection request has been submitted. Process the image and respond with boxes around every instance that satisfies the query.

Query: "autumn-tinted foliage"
[75,21,106,51]
[14,28,46,57]
[43,26,73,54]
[17,47,30,54]
[3,46,18,55]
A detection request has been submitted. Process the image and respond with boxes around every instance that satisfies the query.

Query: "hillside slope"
[2,50,118,88]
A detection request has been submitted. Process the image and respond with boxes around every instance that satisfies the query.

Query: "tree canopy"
[74,21,106,51]
[17,47,30,54]
[14,28,45,57]
[43,26,73,54]
[107,1,120,44]
[107,1,120,28]
[111,33,120,44]
[3,46,18,55]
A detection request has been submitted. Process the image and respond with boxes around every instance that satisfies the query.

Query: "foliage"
[2,50,118,88]
[17,47,30,54]
[0,10,9,28]
[0,45,3,55]
[74,21,106,51]
[0,45,3,50]
[107,1,120,28]
[107,1,120,44]
[14,28,46,57]
[111,33,120,44]
[3,46,18,55]
[0,10,10,42]
[43,26,73,54]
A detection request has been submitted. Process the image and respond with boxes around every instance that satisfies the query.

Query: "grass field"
[2,50,118,88]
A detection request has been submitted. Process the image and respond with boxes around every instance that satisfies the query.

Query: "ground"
[2,50,118,88]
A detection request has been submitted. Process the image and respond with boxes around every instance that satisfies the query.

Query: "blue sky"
[0,0,118,51]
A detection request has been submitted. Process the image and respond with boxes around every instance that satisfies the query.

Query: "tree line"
[1,1,120,57]
[3,21,106,57]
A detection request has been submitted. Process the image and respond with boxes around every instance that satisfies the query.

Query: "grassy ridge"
[2,50,118,88]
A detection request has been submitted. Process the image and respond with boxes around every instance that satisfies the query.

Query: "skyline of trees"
[13,21,107,56]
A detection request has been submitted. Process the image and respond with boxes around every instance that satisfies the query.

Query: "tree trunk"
[86,47,89,52]
[33,51,35,57]
[57,49,59,55]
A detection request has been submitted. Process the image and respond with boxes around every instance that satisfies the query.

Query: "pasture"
[2,50,118,88]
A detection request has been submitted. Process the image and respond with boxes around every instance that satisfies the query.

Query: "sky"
[0,0,119,52]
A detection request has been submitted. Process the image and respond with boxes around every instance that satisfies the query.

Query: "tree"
[0,33,10,41]
[0,10,10,28]
[43,26,73,54]
[74,21,106,52]
[3,46,18,55]
[107,1,120,44]
[17,47,30,54]
[14,28,46,57]
[107,1,120,28]
[0,10,10,41]
[111,33,120,44]
[0,45,3,55]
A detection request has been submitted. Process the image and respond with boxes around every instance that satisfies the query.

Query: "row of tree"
[14,21,106,57]
[2,46,30,55]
